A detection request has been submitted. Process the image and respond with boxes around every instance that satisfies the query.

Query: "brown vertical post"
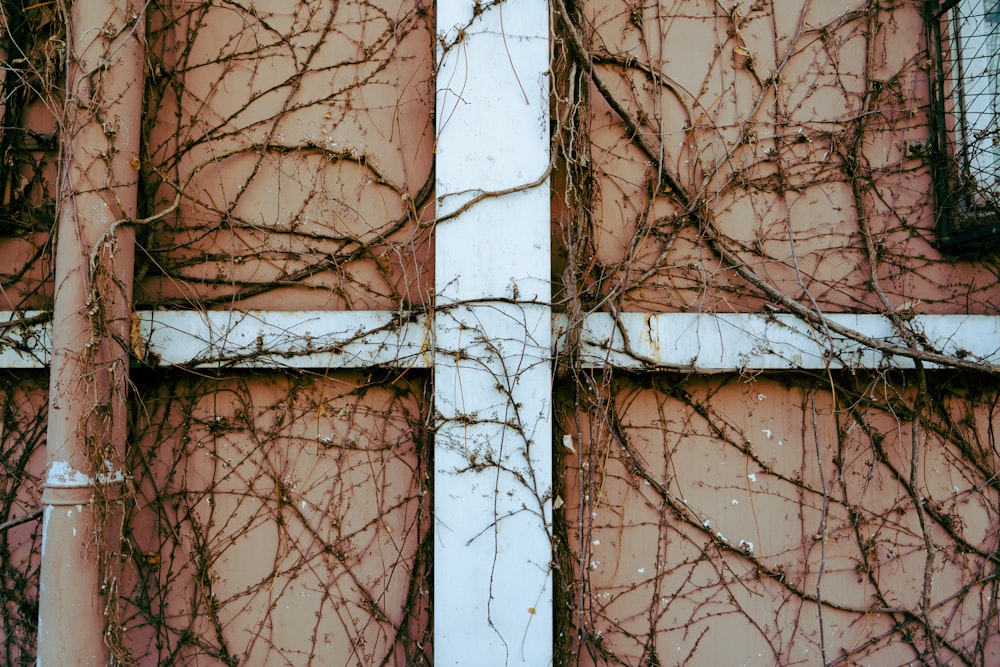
[38,2,144,664]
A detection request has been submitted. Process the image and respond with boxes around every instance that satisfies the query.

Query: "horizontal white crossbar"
[0,310,432,370]
[1,310,997,371]
[567,312,1000,371]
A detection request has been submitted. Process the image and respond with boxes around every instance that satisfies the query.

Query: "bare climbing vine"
[0,374,46,667]
[0,0,998,665]
[552,0,1000,664]
[2,0,434,664]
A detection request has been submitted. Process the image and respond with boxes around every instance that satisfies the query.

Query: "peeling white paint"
[45,461,92,488]
[45,460,122,487]
[97,459,124,484]
[40,505,53,559]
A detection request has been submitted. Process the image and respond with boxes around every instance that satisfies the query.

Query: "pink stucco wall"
[137,0,435,311]
[552,1,1000,663]
[122,372,430,665]
[1,1,998,665]
[561,373,1000,664]
[553,0,1000,315]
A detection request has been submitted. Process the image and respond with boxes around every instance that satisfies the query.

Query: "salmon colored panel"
[561,373,1000,665]
[139,150,432,309]
[0,234,53,310]
[140,0,434,310]
[0,5,62,311]
[554,0,1000,315]
[0,374,47,665]
[123,372,430,666]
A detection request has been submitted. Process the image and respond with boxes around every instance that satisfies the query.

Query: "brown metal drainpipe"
[38,1,144,664]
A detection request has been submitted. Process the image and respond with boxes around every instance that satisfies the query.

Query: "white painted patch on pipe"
[45,461,92,488]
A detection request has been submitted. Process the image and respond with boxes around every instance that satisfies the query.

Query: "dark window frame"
[926,0,1000,251]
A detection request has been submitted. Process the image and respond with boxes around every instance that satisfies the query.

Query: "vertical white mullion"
[434,0,552,664]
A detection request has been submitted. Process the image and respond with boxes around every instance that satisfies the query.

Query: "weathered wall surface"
[123,372,430,665]
[1,0,999,665]
[559,373,1000,664]
[139,0,435,310]
[552,1,1000,664]
[0,2,60,311]
[0,374,46,666]
[120,2,437,663]
[1,1,435,665]
[553,0,1000,315]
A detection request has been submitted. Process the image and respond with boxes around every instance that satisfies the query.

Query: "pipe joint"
[41,485,96,507]
[42,461,124,506]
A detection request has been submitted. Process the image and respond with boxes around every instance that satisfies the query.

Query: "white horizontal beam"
[563,312,1000,371]
[0,310,431,369]
[2,311,997,371]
